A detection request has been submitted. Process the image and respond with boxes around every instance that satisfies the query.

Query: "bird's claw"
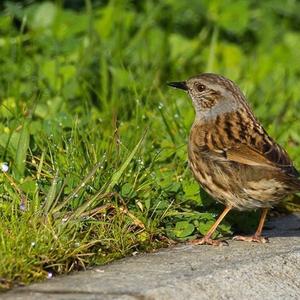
[189,237,228,246]
[232,235,269,243]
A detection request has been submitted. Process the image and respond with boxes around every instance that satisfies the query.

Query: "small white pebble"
[1,162,9,172]
[62,217,68,223]
[95,269,105,273]
[19,203,26,211]
[47,272,53,279]
[158,103,164,110]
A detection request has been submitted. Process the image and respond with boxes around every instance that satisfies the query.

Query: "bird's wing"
[222,142,299,177]
[226,144,275,168]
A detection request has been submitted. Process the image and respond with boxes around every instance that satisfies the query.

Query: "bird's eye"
[196,84,206,92]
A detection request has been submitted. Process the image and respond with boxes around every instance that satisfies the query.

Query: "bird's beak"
[167,81,187,91]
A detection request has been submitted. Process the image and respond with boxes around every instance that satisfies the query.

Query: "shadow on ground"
[263,213,300,237]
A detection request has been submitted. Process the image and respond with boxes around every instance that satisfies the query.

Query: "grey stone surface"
[2,213,300,300]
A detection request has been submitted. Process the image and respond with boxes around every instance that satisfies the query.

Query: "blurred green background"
[1,0,300,289]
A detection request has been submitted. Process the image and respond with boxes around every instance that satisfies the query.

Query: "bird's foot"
[232,235,269,243]
[189,237,228,246]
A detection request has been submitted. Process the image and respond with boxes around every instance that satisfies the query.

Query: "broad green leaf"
[173,221,195,238]
[121,183,133,197]
[32,2,57,29]
[197,220,215,236]
[183,181,200,202]
[20,178,37,195]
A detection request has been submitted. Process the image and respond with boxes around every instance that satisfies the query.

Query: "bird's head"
[168,73,246,121]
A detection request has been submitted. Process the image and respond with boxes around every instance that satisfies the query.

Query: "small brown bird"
[168,73,300,245]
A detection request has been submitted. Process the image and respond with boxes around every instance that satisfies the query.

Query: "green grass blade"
[43,169,59,215]
[52,162,102,213]
[14,121,30,179]
[105,132,146,193]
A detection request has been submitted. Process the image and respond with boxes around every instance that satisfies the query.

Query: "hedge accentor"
[168,73,300,245]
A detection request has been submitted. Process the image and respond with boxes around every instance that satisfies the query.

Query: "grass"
[1,0,300,290]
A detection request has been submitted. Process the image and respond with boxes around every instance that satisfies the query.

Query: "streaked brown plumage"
[168,73,300,245]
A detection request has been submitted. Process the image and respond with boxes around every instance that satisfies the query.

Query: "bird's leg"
[233,208,269,243]
[190,206,232,246]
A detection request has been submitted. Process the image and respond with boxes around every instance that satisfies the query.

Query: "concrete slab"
[2,213,300,300]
